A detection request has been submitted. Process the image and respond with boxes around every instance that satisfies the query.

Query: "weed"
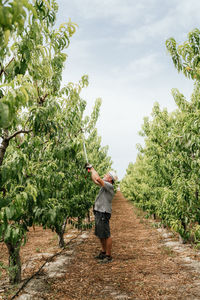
[160,245,174,256]
[151,222,161,229]
[194,243,200,251]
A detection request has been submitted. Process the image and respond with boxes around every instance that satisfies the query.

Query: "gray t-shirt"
[94,181,114,214]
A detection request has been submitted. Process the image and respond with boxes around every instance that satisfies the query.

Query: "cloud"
[59,0,200,33]
[116,0,200,45]
[63,0,147,24]
[57,0,197,179]
[176,0,200,25]
[120,14,175,45]
[110,53,164,83]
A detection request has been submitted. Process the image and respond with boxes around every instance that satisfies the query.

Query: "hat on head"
[108,171,118,183]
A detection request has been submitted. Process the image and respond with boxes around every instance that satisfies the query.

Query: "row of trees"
[121,28,200,243]
[0,0,113,284]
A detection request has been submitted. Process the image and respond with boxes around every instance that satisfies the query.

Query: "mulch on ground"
[44,191,199,300]
[0,227,60,282]
[1,191,200,299]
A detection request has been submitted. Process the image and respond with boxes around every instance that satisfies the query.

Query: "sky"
[56,0,200,180]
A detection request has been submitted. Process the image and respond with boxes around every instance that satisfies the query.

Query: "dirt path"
[6,192,200,299]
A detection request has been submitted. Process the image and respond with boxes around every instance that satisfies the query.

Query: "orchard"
[0,0,113,284]
[121,28,200,244]
[1,1,200,298]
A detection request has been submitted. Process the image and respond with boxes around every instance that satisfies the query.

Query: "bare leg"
[100,238,106,252]
[105,237,112,256]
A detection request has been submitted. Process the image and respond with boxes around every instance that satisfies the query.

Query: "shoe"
[99,255,113,263]
[94,252,106,260]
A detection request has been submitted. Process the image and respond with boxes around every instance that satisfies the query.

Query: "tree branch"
[7,129,32,141]
[5,57,14,70]
[0,57,14,78]
[39,93,48,105]
[0,64,4,77]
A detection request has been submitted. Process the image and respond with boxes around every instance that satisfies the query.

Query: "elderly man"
[86,164,116,263]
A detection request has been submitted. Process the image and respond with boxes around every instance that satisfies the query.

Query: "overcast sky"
[56,0,199,180]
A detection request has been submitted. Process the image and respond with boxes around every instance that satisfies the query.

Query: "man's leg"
[105,236,112,256]
[100,238,106,253]
[99,236,112,263]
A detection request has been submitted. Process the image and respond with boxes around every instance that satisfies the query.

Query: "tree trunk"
[78,217,82,230]
[6,242,21,284]
[0,130,9,166]
[152,213,156,220]
[58,231,65,248]
[57,218,67,248]
[87,210,90,223]
[179,234,187,244]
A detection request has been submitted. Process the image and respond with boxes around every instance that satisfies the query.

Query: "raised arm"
[88,166,105,187]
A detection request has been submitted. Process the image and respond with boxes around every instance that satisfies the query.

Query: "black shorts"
[94,210,111,239]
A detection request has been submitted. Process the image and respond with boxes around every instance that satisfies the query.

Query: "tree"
[121,89,200,241]
[0,0,77,283]
[166,28,200,81]
[32,78,112,248]
[0,0,114,284]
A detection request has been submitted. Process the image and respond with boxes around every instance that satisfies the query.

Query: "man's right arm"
[89,167,105,187]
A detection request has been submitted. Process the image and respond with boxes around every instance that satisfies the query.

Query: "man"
[86,164,117,263]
